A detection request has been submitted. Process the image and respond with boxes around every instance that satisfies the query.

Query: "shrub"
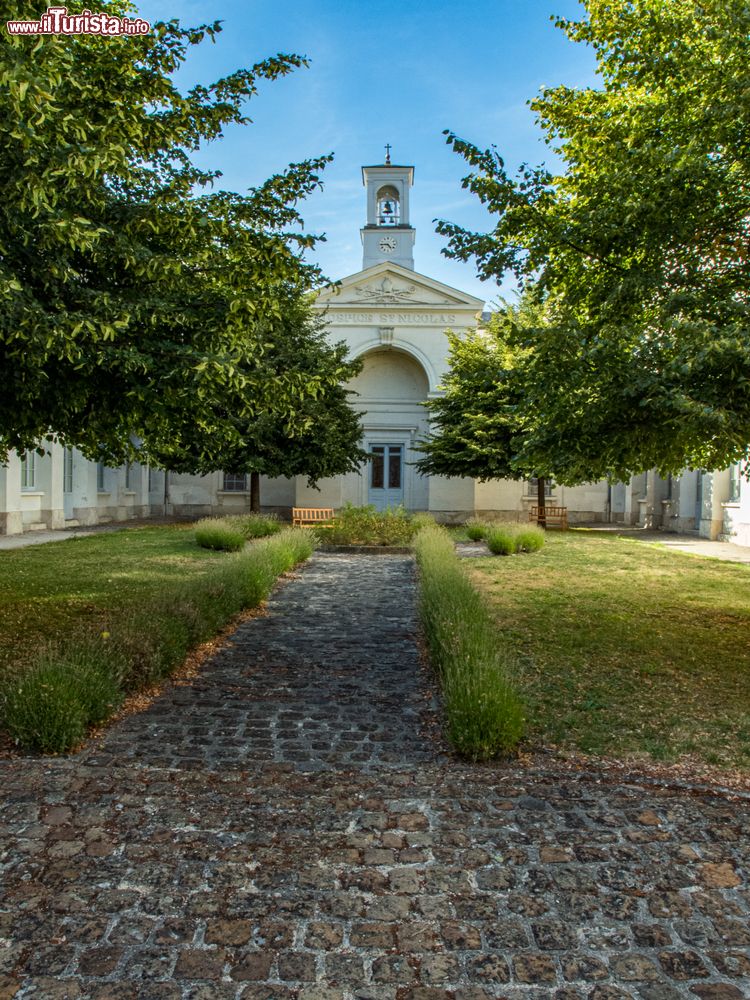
[112,611,188,691]
[1,647,125,753]
[414,525,525,760]
[195,514,282,551]
[195,518,245,552]
[486,526,516,556]
[514,525,545,553]
[325,504,416,546]
[72,647,127,724]
[2,666,87,753]
[411,512,437,532]
[2,528,315,752]
[228,513,281,539]
[465,518,488,541]
[485,523,546,555]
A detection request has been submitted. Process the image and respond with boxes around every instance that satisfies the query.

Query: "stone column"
[0,454,23,535]
[71,452,100,526]
[700,469,730,540]
[624,473,646,526]
[37,444,66,530]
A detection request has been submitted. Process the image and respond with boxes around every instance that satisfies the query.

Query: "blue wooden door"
[368,444,404,511]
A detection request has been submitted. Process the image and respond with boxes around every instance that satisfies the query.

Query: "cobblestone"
[84,554,445,774]
[1,552,749,998]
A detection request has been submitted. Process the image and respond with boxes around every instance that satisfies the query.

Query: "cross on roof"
[384,143,392,165]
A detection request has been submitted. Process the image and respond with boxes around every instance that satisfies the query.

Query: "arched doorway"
[347,347,430,511]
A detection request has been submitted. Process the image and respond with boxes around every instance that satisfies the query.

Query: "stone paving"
[1,553,749,1000]
[84,555,444,774]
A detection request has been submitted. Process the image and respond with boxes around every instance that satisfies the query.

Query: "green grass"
[0,525,314,752]
[486,526,516,556]
[465,519,489,541]
[481,523,546,556]
[467,529,750,770]
[224,513,282,539]
[415,525,524,760]
[2,646,125,753]
[454,521,546,555]
[0,526,220,671]
[195,519,246,551]
[513,525,546,553]
[195,514,282,551]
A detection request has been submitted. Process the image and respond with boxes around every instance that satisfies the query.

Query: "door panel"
[368,444,404,511]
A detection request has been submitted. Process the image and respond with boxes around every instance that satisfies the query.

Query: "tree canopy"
[436,0,750,483]
[0,1,355,474]
[415,297,550,483]
[150,299,367,486]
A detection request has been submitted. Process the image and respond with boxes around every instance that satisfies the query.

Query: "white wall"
[0,454,23,534]
[726,461,750,546]
[475,478,609,523]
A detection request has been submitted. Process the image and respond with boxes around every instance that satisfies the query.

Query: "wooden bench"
[292,507,335,528]
[528,505,568,530]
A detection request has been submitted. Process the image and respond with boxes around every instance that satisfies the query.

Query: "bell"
[383,200,394,215]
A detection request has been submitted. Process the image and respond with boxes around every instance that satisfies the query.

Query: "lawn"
[467,529,750,770]
[0,526,224,673]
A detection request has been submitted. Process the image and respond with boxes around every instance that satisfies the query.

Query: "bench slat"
[528,505,568,529]
[292,507,335,528]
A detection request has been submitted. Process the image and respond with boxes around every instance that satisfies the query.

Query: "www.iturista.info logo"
[6,6,151,35]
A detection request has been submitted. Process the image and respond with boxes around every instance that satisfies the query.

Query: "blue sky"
[136,0,597,305]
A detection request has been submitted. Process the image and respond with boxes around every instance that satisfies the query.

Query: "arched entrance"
[347,347,430,511]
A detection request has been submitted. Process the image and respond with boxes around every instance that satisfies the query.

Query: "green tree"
[416,297,554,522]
[149,300,367,510]
[437,0,750,483]
[0,1,339,467]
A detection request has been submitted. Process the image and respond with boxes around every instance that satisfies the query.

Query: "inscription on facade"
[329,311,460,326]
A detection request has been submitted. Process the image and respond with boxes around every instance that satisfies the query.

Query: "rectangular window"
[222,472,247,492]
[370,447,385,489]
[729,462,741,503]
[148,466,153,492]
[63,448,73,493]
[20,452,35,490]
[125,462,132,490]
[527,477,552,497]
[97,462,105,491]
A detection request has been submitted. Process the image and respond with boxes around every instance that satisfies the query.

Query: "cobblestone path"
[85,554,445,774]
[1,553,749,1000]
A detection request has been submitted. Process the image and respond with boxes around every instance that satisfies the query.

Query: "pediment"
[316,262,484,311]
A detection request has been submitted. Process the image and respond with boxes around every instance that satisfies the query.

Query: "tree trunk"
[250,472,260,514]
[250,471,261,513]
[537,476,547,528]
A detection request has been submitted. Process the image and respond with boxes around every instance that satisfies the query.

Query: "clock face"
[379,236,397,253]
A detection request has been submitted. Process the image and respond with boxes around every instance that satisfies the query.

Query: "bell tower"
[361,147,415,270]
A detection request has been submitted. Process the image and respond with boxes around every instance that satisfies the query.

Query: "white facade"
[290,159,610,523]
[1,156,748,540]
[0,443,152,534]
[610,462,749,544]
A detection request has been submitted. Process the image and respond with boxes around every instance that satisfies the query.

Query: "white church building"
[1,156,748,544]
